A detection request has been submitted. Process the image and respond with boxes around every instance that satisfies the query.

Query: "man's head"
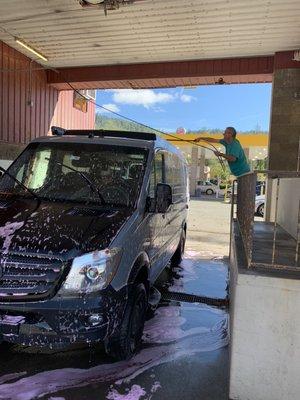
[223,127,237,143]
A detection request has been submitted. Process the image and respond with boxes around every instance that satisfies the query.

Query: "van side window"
[155,153,164,184]
[148,152,164,197]
[165,152,186,203]
[25,149,51,189]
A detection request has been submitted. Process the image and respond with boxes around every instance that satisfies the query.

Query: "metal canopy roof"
[0,0,299,69]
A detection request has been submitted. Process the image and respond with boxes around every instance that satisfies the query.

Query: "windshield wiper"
[46,159,106,205]
[0,166,40,201]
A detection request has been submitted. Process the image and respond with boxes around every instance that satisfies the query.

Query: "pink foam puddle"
[143,306,226,344]
[186,247,226,260]
[150,381,161,393]
[106,384,146,400]
[0,372,27,385]
[48,398,65,400]
[0,316,25,326]
[167,258,198,292]
[0,306,228,400]
[185,250,200,258]
[106,381,161,400]
[168,252,229,299]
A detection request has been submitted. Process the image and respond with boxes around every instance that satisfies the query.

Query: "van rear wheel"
[171,229,186,267]
[0,341,15,351]
[105,283,147,360]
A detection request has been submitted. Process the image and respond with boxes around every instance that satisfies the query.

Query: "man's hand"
[214,151,237,162]
[214,151,222,157]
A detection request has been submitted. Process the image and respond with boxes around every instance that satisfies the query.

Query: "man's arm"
[214,151,236,162]
[194,136,220,143]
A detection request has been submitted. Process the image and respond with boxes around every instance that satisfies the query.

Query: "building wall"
[277,178,300,239]
[230,223,300,400]
[0,41,95,161]
[51,90,95,131]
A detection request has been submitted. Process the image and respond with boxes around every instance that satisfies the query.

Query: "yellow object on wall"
[163,133,268,147]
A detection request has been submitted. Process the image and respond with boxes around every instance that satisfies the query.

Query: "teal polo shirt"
[219,138,250,177]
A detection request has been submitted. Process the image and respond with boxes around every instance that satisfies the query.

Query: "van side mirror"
[156,183,172,213]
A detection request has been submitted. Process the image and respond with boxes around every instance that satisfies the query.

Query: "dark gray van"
[0,127,188,359]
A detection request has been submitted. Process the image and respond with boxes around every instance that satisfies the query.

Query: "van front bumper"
[0,287,128,348]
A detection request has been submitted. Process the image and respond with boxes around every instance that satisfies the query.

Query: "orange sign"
[73,91,88,113]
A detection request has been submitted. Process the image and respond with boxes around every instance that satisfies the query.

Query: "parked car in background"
[197,180,220,195]
[255,195,265,217]
[196,180,234,197]
[256,181,266,196]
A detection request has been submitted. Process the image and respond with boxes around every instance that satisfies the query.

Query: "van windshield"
[0,142,148,207]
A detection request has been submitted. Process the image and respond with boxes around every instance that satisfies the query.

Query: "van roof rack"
[51,126,157,141]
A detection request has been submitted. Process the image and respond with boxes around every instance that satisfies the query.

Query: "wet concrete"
[0,199,231,400]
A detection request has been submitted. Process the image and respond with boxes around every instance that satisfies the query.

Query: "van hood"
[0,196,132,259]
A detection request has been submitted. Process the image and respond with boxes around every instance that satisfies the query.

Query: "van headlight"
[59,248,122,295]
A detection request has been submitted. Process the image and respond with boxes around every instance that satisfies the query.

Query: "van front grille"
[0,253,65,301]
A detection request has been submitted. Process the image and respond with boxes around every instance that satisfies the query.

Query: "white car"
[255,195,265,217]
[197,180,219,195]
[197,180,231,196]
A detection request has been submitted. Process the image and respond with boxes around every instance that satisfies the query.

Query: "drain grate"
[160,290,229,308]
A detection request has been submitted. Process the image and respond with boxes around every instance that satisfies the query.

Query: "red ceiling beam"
[47,55,274,90]
[274,51,300,70]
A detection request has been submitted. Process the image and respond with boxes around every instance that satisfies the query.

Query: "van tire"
[206,188,214,195]
[105,283,147,360]
[0,341,15,351]
[171,229,186,267]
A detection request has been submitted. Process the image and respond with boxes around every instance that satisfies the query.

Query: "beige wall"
[277,178,300,239]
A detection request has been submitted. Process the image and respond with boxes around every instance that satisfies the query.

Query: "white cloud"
[111,89,174,109]
[180,94,196,103]
[153,107,166,113]
[158,127,177,133]
[97,103,120,114]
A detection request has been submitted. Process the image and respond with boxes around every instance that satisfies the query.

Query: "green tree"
[95,114,157,133]
[208,159,231,181]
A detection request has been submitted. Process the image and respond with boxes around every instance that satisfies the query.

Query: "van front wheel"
[171,229,186,267]
[105,283,147,360]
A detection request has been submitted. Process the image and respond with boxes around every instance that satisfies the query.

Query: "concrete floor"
[0,199,231,400]
[252,221,299,267]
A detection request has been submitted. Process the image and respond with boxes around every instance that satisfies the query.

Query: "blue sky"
[96,83,272,133]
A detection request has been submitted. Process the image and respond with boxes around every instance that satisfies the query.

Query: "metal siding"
[50,90,95,131]
[20,59,26,143]
[14,55,20,143]
[8,49,15,142]
[0,41,95,145]
[1,43,8,141]
[1,0,299,68]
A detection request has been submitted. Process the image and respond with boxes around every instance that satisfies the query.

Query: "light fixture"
[15,38,48,62]
[293,50,300,62]
[79,0,140,10]
[215,77,225,85]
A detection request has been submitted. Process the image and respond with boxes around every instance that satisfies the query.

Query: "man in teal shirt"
[195,127,250,177]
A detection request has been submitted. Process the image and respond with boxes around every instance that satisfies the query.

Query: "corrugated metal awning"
[0,0,299,69]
